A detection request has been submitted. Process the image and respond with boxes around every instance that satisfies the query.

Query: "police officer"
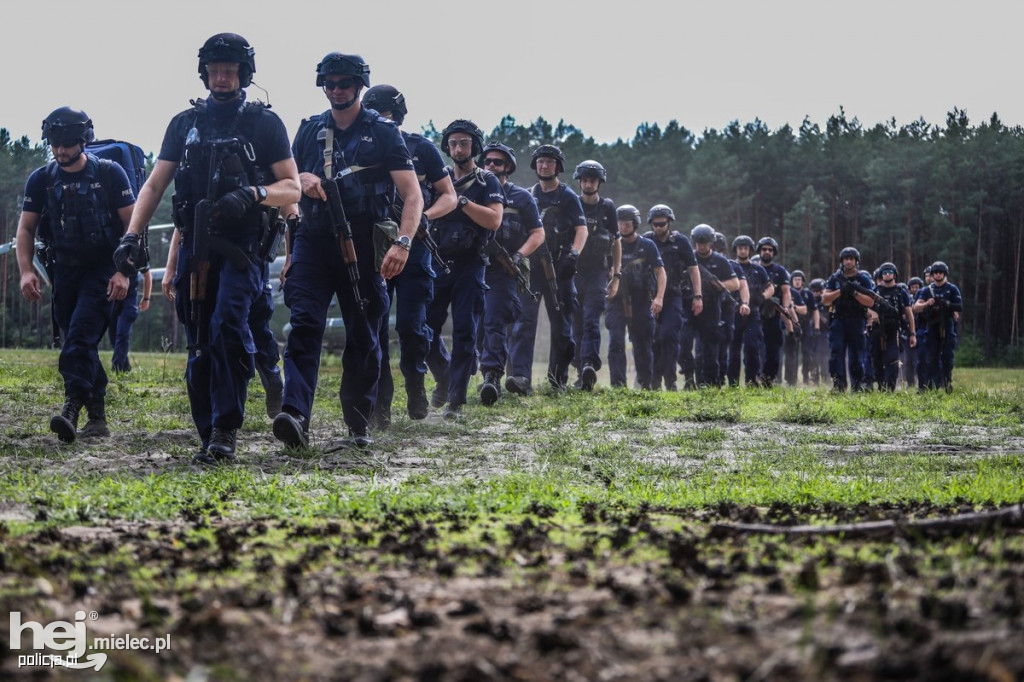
[361,85,457,428]
[109,268,152,372]
[904,275,924,388]
[270,53,422,449]
[913,261,963,391]
[713,231,743,386]
[118,35,300,463]
[728,236,769,387]
[821,247,876,392]
[425,120,504,419]
[507,145,587,393]
[807,278,829,385]
[870,262,916,391]
[643,204,701,391]
[784,269,813,386]
[691,225,740,387]
[755,236,793,387]
[18,107,136,443]
[571,160,620,391]
[477,142,544,405]
[606,205,665,389]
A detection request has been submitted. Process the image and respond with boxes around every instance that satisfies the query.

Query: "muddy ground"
[1,414,1023,681]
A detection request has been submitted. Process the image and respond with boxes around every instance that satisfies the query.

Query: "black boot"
[479,372,501,406]
[273,411,309,449]
[50,397,83,443]
[79,396,110,438]
[406,373,429,420]
[200,427,238,464]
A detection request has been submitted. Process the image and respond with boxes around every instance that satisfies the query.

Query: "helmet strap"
[56,144,84,168]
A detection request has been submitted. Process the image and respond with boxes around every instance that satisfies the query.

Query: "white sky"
[3,0,1022,156]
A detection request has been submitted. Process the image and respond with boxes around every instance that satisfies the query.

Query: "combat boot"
[273,411,309,449]
[258,367,284,419]
[50,397,83,444]
[479,372,501,406]
[580,365,598,392]
[505,375,533,396]
[204,427,238,463]
[430,378,449,408]
[406,373,429,420]
[79,396,110,438]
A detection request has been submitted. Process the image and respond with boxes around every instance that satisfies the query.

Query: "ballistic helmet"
[691,224,716,244]
[791,269,806,281]
[930,261,949,275]
[441,119,484,157]
[713,232,727,252]
[479,142,517,175]
[809,278,826,292]
[757,236,779,254]
[647,204,675,223]
[878,262,898,278]
[316,52,370,88]
[573,159,607,182]
[732,235,756,252]
[530,145,565,173]
[616,204,641,228]
[198,33,255,88]
[362,84,407,125]
[908,276,924,288]
[839,246,861,263]
[923,265,933,276]
[41,107,94,147]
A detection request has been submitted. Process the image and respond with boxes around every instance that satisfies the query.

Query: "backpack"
[86,139,147,195]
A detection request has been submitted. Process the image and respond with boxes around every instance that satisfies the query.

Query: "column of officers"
[18,33,965,462]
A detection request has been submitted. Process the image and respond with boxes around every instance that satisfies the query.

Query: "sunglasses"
[483,157,506,167]
[651,220,669,228]
[323,78,359,91]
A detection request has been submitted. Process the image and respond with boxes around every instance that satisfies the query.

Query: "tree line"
[2,107,1022,364]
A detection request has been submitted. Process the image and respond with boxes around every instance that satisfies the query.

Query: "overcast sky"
[3,0,1022,157]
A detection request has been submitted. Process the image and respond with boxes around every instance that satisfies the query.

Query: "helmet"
[872,267,883,280]
[41,107,94,147]
[615,204,641,228]
[315,52,370,88]
[732,235,756,252]
[908,276,924,288]
[923,265,933,276]
[441,119,484,157]
[930,261,949,275]
[757,236,779,254]
[791,269,806,281]
[878,262,898,277]
[809,278,825,292]
[479,142,517,175]
[713,232,727,252]
[198,33,256,88]
[646,204,675,223]
[839,246,860,263]
[530,145,565,174]
[361,84,407,125]
[691,224,716,244]
[573,159,606,182]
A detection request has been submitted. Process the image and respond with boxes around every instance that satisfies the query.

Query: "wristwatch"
[458,196,469,207]
[693,294,703,300]
[570,248,580,258]
[254,185,268,204]
[395,235,412,251]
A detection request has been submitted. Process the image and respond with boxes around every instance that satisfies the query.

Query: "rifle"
[485,240,538,301]
[849,281,898,317]
[417,217,450,275]
[535,243,560,312]
[699,263,737,309]
[616,257,650,320]
[190,138,221,352]
[321,176,366,313]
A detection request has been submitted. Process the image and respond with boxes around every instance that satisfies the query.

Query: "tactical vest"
[532,183,576,258]
[38,154,124,262]
[432,167,492,257]
[656,232,692,292]
[493,182,530,254]
[578,198,615,269]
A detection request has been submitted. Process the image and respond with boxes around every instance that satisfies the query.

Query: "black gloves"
[113,233,146,277]
[512,251,527,269]
[215,187,256,220]
[557,251,578,279]
[841,280,856,298]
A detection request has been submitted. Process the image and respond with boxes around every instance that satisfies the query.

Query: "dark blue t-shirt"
[826,269,875,318]
[532,182,585,259]
[695,251,738,300]
[642,231,696,292]
[496,181,542,253]
[620,236,664,300]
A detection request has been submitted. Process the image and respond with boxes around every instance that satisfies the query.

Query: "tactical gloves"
[557,251,578,279]
[113,233,146,277]
[215,187,256,220]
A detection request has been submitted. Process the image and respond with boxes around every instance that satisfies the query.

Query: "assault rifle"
[698,263,736,309]
[849,281,899,317]
[321,176,366,314]
[485,240,538,301]
[617,257,649,320]
[190,139,221,352]
[535,244,560,312]
[418,216,450,275]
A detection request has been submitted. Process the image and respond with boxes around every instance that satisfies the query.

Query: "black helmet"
[691,224,716,244]
[872,267,883,280]
[530,145,565,174]
[647,204,675,223]
[930,261,949,275]
[713,232,727,252]
[757,236,779,254]
[732,235,756,252]
[923,265,933,276]
[791,269,806,281]
[361,84,407,125]
[839,246,860,263]
[316,52,370,88]
[616,204,641,228]
[908,276,924,288]
[878,262,898,277]
[809,278,825,292]
[573,159,607,182]
[198,33,255,88]
[479,142,517,175]
[41,107,94,147]
[441,119,484,157]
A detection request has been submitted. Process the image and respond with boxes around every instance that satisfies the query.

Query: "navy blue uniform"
[480,182,542,382]
[692,251,737,386]
[644,230,696,390]
[606,236,663,388]
[109,272,141,372]
[915,281,963,390]
[824,269,875,391]
[284,106,411,435]
[509,183,586,388]
[24,154,134,408]
[573,198,618,374]
[377,132,448,422]
[760,261,791,384]
[729,260,770,386]
[869,283,913,390]
[162,95,291,447]
[425,167,505,409]
[717,259,744,385]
